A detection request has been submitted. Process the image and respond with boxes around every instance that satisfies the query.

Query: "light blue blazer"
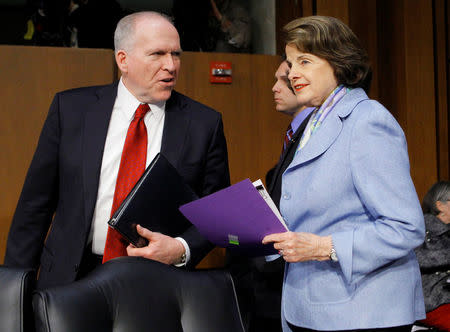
[280,88,426,331]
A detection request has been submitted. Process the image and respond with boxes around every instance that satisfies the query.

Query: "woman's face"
[285,43,338,107]
[436,200,450,224]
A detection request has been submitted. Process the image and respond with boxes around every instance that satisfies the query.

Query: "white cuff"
[174,237,190,267]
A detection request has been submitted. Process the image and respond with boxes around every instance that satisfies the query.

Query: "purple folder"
[179,179,288,256]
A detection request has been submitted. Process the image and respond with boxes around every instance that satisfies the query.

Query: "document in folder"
[108,153,198,248]
[179,179,288,256]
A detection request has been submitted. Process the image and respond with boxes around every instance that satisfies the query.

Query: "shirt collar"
[291,107,315,133]
[117,78,166,121]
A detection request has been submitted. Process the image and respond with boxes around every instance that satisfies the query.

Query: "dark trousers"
[287,323,413,332]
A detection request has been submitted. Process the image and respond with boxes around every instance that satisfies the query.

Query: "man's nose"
[162,54,176,72]
[272,83,279,93]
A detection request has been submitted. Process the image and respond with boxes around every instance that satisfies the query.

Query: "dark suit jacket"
[229,112,313,329]
[5,82,230,289]
[268,112,313,208]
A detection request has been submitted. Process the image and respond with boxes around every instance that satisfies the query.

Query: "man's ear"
[115,50,128,73]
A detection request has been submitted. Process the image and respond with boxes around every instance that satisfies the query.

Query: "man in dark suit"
[4,11,230,290]
[240,60,314,332]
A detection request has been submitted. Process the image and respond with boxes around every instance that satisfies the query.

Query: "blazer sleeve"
[184,113,230,268]
[4,94,61,269]
[332,100,425,284]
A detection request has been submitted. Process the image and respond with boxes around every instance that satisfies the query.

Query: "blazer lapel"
[160,91,191,169]
[287,88,369,170]
[82,82,118,227]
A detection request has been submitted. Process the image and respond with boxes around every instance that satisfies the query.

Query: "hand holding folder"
[179,179,288,256]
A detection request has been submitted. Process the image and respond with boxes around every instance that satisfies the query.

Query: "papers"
[179,179,288,256]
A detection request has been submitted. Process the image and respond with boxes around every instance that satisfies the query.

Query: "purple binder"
[179,179,288,256]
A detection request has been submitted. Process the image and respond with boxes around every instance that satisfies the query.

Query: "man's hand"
[126,224,185,265]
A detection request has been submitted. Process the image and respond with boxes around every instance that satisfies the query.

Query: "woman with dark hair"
[263,16,425,331]
[415,181,450,331]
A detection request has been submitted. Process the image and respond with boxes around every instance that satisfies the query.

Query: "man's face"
[272,61,300,116]
[117,18,182,104]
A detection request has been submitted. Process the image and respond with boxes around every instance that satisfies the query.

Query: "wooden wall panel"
[377,0,438,200]
[275,0,304,55]
[348,0,379,100]
[402,0,437,199]
[316,0,349,24]
[434,0,449,180]
[0,46,116,264]
[177,52,287,185]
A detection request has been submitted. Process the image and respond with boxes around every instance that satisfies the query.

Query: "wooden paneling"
[434,0,449,180]
[0,46,116,264]
[377,0,438,200]
[275,0,304,55]
[177,52,286,185]
[316,0,349,24]
[348,0,379,100]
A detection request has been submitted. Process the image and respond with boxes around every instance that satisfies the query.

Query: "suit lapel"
[287,88,369,170]
[82,82,118,227]
[268,112,313,194]
[160,91,191,169]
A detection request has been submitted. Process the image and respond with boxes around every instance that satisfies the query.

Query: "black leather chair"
[33,257,245,332]
[0,266,36,332]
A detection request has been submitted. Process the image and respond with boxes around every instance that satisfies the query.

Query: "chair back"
[33,257,245,332]
[0,266,36,332]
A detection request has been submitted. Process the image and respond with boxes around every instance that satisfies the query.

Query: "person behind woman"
[262,16,426,332]
[415,181,450,331]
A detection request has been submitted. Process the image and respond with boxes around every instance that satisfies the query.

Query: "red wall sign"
[210,61,232,84]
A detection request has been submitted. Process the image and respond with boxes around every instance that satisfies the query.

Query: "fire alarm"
[210,61,232,84]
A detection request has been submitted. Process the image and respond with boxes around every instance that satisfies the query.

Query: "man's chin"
[146,89,174,104]
[277,108,293,116]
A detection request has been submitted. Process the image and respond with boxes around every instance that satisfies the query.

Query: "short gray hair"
[422,181,450,215]
[114,11,175,53]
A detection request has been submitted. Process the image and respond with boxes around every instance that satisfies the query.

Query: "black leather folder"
[108,153,198,247]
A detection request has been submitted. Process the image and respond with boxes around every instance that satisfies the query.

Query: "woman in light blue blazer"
[263,16,425,332]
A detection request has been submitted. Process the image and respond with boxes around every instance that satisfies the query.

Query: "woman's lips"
[294,84,308,92]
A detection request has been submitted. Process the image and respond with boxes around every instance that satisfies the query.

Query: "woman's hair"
[422,181,450,215]
[284,16,372,92]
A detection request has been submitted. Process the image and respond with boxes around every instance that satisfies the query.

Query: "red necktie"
[283,124,294,153]
[103,103,150,263]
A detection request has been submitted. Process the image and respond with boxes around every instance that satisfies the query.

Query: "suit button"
[282,193,291,200]
[74,264,79,272]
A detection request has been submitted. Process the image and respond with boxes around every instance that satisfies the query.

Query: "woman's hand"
[262,232,332,263]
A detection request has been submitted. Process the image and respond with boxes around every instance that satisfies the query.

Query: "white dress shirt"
[89,79,190,263]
